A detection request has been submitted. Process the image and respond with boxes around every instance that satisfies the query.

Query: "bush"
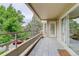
[0,35,12,44]
[17,32,31,40]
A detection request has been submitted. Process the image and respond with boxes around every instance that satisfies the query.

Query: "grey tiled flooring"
[29,37,64,56]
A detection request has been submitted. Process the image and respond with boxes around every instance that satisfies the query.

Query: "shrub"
[0,35,12,44]
[17,32,31,40]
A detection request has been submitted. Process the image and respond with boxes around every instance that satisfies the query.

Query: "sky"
[73,18,79,23]
[0,3,33,26]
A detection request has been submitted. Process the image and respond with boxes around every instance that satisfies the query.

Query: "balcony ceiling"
[29,3,75,20]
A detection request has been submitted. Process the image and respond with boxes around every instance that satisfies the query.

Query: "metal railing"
[0,31,32,54]
[1,33,42,56]
[0,31,43,56]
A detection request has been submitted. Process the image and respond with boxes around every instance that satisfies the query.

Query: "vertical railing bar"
[15,33,17,48]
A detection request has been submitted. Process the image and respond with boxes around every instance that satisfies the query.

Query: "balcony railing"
[0,31,43,56]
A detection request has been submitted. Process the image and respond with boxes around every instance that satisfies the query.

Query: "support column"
[65,16,70,45]
[42,20,47,37]
[61,16,70,45]
[57,18,62,41]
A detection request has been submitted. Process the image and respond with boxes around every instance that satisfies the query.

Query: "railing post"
[15,34,17,48]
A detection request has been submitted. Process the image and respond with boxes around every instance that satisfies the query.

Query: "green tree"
[69,19,79,40]
[26,15,42,36]
[2,4,24,32]
[0,4,25,44]
[0,5,6,33]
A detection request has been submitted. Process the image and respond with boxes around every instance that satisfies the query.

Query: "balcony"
[0,31,77,56]
[1,3,79,56]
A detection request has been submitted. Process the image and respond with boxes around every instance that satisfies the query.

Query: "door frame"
[49,21,56,37]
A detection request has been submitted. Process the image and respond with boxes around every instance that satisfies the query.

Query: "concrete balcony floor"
[29,37,64,56]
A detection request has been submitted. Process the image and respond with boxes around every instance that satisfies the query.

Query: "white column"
[57,16,70,45]
[57,19,62,41]
[65,15,70,45]
[62,16,70,45]
[42,20,47,37]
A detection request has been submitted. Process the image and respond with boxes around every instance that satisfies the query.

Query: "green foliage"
[70,19,79,40]
[17,32,31,40]
[26,15,42,36]
[0,4,26,44]
[0,4,24,32]
[0,35,12,44]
